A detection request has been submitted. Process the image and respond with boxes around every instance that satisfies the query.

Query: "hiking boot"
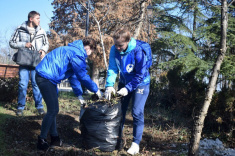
[115,138,124,151]
[37,109,45,115]
[16,109,23,116]
[50,135,63,147]
[127,142,139,155]
[37,136,49,150]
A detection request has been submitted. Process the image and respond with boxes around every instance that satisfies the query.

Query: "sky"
[0,0,54,42]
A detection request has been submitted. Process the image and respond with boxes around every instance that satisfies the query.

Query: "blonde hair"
[113,27,131,42]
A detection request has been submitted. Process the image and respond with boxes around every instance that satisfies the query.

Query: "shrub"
[147,66,207,117]
[205,87,235,134]
[0,77,19,102]
[0,77,34,103]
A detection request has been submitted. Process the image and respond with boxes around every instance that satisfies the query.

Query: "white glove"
[104,87,116,100]
[96,89,102,99]
[117,87,128,96]
[78,95,85,106]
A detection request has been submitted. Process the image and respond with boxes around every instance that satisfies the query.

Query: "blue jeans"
[118,83,150,145]
[18,66,43,110]
[36,74,59,138]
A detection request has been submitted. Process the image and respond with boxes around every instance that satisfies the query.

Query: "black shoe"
[16,109,23,116]
[37,136,49,150]
[115,138,124,151]
[50,135,63,147]
[37,109,45,115]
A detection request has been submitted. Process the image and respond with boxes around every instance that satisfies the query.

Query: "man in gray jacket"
[9,11,49,116]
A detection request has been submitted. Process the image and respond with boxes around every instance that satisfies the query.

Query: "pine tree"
[152,0,210,79]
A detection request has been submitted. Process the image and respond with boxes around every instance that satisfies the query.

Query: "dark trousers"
[36,74,59,139]
[118,83,150,144]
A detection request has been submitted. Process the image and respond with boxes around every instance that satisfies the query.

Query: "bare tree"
[0,28,16,64]
[76,1,109,70]
[133,0,147,39]
[49,0,156,87]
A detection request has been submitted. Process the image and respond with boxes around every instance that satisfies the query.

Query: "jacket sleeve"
[105,46,119,87]
[9,28,27,49]
[39,29,49,53]
[70,55,98,93]
[125,47,147,92]
[68,74,83,96]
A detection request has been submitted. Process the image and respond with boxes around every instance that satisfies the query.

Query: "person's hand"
[96,89,102,99]
[25,42,32,48]
[78,95,85,106]
[117,87,128,96]
[104,87,115,100]
[39,50,46,59]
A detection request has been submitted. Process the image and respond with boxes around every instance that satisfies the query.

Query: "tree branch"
[74,2,98,23]
[133,1,146,39]
[228,0,235,7]
[98,4,110,23]
[202,0,220,8]
[77,1,108,70]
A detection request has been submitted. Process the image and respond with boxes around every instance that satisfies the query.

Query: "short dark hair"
[113,27,131,42]
[82,37,97,51]
[28,11,40,21]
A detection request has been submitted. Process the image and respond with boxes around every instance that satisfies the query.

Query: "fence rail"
[0,64,19,78]
[58,79,73,92]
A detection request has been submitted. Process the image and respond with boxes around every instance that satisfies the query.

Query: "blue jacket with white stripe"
[36,40,98,96]
[105,38,151,92]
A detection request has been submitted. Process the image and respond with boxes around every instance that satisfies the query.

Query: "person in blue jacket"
[104,28,151,155]
[35,37,102,150]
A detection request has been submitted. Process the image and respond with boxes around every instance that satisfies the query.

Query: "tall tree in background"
[152,0,209,78]
[48,0,156,86]
[150,0,234,154]
[188,0,235,155]
[151,0,234,95]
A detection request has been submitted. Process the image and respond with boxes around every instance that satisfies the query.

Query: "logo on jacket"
[137,88,144,94]
[126,64,134,73]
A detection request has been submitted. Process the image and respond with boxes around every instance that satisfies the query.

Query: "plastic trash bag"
[80,100,122,152]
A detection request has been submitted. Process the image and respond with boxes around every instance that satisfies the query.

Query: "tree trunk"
[91,63,100,88]
[77,1,108,84]
[133,1,146,39]
[192,3,197,42]
[188,0,228,155]
[97,21,108,70]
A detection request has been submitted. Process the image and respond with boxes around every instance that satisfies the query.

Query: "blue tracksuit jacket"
[36,40,98,96]
[106,38,150,92]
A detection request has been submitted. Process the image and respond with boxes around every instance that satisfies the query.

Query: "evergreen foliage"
[152,0,234,85]
[150,0,234,146]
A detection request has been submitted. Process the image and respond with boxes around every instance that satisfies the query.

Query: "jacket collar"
[119,38,136,55]
[20,21,41,33]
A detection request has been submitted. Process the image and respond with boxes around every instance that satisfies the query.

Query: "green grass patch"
[58,91,95,113]
[58,91,77,99]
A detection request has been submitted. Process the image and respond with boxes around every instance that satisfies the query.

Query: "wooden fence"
[0,64,19,78]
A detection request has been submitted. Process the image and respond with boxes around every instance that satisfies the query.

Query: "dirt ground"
[1,107,190,156]
[3,94,233,156]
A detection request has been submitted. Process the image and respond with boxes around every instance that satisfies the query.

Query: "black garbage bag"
[80,100,122,152]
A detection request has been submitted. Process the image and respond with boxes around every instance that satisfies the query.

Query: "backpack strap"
[136,40,152,69]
